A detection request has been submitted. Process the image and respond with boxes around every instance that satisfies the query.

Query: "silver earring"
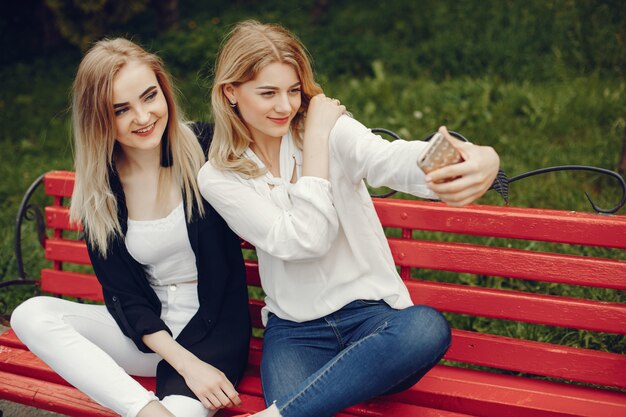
[229,101,237,108]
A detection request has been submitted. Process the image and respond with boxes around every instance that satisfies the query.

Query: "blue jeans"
[260,300,451,417]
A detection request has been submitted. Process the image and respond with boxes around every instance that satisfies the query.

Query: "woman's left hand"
[425,126,500,206]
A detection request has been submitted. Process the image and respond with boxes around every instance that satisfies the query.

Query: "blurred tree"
[617,132,626,174]
[609,0,626,174]
[311,0,328,23]
[44,0,150,50]
[42,0,179,51]
[0,0,68,63]
[152,0,179,31]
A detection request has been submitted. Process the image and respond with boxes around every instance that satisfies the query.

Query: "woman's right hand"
[301,94,346,179]
[141,330,240,411]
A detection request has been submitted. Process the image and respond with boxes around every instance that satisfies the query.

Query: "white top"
[125,202,198,286]
[198,115,438,325]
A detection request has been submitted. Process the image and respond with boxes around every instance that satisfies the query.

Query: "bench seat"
[1,170,625,417]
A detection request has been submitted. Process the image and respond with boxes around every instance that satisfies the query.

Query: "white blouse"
[198,115,437,325]
[125,202,198,286]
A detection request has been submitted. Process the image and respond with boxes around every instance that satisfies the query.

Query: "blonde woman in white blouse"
[199,21,500,417]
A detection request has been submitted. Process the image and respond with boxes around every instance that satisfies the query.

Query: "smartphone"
[416,132,462,174]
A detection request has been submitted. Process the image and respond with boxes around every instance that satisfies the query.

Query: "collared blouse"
[198,115,437,324]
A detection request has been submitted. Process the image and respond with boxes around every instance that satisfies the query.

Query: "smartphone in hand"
[416,132,462,174]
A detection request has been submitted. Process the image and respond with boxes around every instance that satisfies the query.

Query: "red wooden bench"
[1,170,625,417]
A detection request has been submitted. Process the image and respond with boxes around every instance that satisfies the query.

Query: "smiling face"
[225,62,302,143]
[112,60,169,154]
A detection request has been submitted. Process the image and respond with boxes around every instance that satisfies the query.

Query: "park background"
[0,0,625,398]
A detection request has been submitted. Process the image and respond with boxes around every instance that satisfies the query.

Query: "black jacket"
[86,123,251,399]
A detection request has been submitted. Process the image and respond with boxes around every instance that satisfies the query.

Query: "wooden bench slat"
[0,339,156,392]
[398,365,626,417]
[44,171,75,198]
[390,238,626,290]
[46,239,90,265]
[374,198,626,249]
[41,269,103,301]
[245,260,261,287]
[0,344,68,386]
[446,329,626,389]
[405,279,626,334]
[234,374,478,417]
[0,369,115,417]
[0,329,23,349]
[342,400,478,417]
[45,206,81,231]
[249,300,265,329]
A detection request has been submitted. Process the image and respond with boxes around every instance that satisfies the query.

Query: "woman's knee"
[11,296,61,342]
[402,305,451,353]
[11,296,47,329]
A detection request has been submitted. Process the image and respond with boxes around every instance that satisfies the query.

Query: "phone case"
[416,132,462,173]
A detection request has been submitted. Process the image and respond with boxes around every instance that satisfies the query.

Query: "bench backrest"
[41,170,626,391]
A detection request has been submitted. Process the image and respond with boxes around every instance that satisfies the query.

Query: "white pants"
[10,283,211,417]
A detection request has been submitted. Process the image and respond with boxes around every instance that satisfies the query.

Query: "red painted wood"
[395,365,626,417]
[373,198,626,249]
[0,334,156,392]
[44,171,75,198]
[248,299,265,329]
[45,206,81,231]
[45,238,90,264]
[0,329,23,349]
[245,260,261,287]
[40,269,103,301]
[446,330,626,388]
[389,238,626,290]
[0,370,115,417]
[235,374,477,417]
[405,279,626,334]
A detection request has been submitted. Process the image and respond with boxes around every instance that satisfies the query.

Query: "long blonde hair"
[69,38,205,256]
[210,20,323,178]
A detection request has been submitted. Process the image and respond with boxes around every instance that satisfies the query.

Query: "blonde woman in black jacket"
[11,38,251,417]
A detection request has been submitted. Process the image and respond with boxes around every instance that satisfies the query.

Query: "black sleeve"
[87,234,171,353]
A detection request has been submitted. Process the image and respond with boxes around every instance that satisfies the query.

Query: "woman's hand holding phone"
[422,126,500,206]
